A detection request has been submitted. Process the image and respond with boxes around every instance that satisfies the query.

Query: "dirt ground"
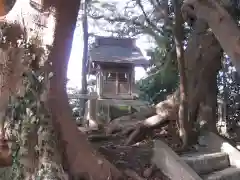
[87,126,184,180]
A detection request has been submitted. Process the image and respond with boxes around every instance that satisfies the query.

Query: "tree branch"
[135,0,163,35]
[89,13,165,45]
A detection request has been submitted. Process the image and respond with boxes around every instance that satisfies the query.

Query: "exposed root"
[125,116,170,146]
[106,93,179,146]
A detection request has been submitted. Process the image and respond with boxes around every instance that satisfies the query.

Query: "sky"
[67,24,153,89]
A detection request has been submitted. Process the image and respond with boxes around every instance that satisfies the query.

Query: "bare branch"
[89,13,160,40]
[135,0,163,35]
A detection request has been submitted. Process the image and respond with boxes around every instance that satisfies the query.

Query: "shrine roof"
[89,36,149,66]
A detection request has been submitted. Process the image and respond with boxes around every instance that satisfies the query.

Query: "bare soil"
[85,123,184,180]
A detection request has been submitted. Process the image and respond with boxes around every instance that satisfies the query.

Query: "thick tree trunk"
[0,0,122,179]
[0,0,65,178]
[172,0,189,148]
[18,117,38,179]
[47,1,123,179]
[184,19,222,134]
[182,0,240,75]
[0,0,50,169]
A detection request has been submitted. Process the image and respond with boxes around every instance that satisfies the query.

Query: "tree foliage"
[137,46,178,104]
[218,56,240,133]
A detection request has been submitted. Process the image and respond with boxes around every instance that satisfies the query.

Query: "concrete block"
[182,152,230,174]
[203,167,240,180]
[152,140,202,180]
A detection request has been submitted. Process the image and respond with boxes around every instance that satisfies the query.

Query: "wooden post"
[132,67,135,84]
[95,99,99,124]
[128,72,132,94]
[130,67,135,98]
[107,104,110,122]
[87,92,98,129]
[99,71,103,97]
[96,72,100,95]
[116,72,119,94]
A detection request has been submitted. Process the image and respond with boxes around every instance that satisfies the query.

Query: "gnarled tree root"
[106,93,180,146]
[124,115,170,146]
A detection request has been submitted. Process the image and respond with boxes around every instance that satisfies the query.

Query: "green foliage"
[137,64,178,104]
[217,57,240,134]
[137,37,178,104]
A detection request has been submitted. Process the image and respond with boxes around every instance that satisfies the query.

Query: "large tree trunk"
[0,0,45,169]
[0,0,64,177]
[80,0,88,118]
[0,0,122,179]
[182,0,240,75]
[47,1,123,179]
[172,0,189,148]
[184,19,222,134]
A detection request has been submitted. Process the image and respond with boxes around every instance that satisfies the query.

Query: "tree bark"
[0,0,51,169]
[172,0,189,148]
[182,0,240,75]
[0,0,65,178]
[184,19,222,134]
[80,0,88,117]
[0,0,122,179]
[47,1,123,179]
[109,92,179,145]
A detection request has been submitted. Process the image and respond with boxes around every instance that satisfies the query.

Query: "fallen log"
[125,97,179,145]
[125,115,171,145]
[106,107,156,135]
[106,91,180,146]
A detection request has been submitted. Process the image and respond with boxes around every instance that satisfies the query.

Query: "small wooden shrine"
[81,36,149,125]
[88,36,149,100]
